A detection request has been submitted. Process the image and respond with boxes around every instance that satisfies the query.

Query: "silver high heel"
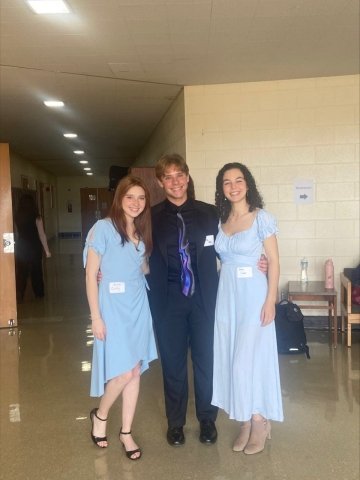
[244,418,271,455]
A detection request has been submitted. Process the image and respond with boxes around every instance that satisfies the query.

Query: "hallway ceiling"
[0,0,359,177]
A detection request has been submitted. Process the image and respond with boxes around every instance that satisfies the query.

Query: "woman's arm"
[85,248,106,340]
[36,217,51,257]
[141,255,150,275]
[260,234,280,326]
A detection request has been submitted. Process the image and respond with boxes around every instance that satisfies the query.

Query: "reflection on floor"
[1,239,359,480]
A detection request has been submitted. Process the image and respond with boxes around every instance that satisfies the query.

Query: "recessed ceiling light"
[86,172,93,176]
[63,133,77,138]
[44,100,64,107]
[73,150,84,155]
[27,1,70,14]
[79,160,88,164]
[84,167,91,171]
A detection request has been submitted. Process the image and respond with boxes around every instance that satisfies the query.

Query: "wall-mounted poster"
[294,179,314,204]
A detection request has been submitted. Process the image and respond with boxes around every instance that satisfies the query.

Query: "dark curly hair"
[215,163,264,223]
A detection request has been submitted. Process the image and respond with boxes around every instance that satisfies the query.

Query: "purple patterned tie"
[177,212,195,297]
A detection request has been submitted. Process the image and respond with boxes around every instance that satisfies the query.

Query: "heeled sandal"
[119,429,142,460]
[90,408,108,448]
[244,419,271,455]
[233,421,251,452]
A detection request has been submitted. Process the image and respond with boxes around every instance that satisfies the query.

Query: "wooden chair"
[340,268,360,347]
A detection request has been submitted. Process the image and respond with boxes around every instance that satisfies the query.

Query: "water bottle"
[325,259,334,289]
[300,258,308,283]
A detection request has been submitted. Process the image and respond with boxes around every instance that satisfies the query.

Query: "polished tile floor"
[1,239,359,480]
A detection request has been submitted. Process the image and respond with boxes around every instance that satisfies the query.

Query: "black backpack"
[275,300,310,359]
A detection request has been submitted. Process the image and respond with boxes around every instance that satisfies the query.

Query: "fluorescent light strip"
[79,160,88,164]
[63,133,77,138]
[73,150,84,155]
[27,1,70,14]
[83,168,91,171]
[86,172,93,176]
[44,100,64,108]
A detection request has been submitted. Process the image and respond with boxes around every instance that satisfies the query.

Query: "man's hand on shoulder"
[258,254,268,274]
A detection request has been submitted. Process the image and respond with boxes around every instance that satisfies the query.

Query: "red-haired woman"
[84,175,157,460]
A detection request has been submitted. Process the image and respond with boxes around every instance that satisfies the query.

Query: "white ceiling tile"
[108,62,144,74]
[211,0,258,18]
[0,0,358,174]
[129,32,170,46]
[119,4,170,20]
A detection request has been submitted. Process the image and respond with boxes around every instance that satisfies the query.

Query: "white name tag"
[204,235,214,246]
[236,267,253,278]
[109,282,125,294]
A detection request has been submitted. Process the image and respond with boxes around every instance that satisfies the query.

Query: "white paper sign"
[294,179,314,204]
[3,233,15,253]
[204,235,214,246]
[236,266,253,278]
[109,282,125,294]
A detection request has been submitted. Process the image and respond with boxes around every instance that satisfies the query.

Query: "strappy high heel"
[90,408,108,448]
[119,429,142,460]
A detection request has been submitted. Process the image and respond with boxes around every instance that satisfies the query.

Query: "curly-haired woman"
[212,163,283,455]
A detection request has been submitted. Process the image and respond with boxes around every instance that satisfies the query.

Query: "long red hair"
[108,175,152,256]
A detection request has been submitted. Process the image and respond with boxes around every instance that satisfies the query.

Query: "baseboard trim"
[304,316,359,330]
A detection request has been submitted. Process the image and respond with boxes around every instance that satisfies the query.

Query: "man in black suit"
[147,153,219,446]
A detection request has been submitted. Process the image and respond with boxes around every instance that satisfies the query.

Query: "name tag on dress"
[236,267,253,278]
[204,235,214,246]
[109,282,125,293]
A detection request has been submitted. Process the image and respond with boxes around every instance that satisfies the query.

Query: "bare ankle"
[252,414,265,422]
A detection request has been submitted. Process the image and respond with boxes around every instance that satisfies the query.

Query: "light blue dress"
[83,219,158,397]
[212,209,283,422]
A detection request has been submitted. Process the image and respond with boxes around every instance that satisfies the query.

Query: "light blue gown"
[212,209,283,422]
[83,219,158,397]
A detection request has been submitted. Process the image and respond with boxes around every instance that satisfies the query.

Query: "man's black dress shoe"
[199,420,217,444]
[167,426,185,446]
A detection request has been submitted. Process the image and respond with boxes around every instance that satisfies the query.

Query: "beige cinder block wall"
[134,90,186,166]
[184,75,359,303]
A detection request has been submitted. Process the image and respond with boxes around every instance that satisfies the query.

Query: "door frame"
[0,144,17,328]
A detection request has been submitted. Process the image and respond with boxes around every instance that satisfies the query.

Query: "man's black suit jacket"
[147,199,219,323]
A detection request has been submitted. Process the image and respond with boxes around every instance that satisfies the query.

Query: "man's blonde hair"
[155,153,189,180]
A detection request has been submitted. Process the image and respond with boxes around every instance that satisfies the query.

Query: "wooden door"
[0,144,17,327]
[130,167,165,206]
[80,188,114,240]
[98,188,114,219]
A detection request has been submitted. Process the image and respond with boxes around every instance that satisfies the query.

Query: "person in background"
[212,163,283,455]
[147,153,269,447]
[14,193,51,302]
[84,175,157,461]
